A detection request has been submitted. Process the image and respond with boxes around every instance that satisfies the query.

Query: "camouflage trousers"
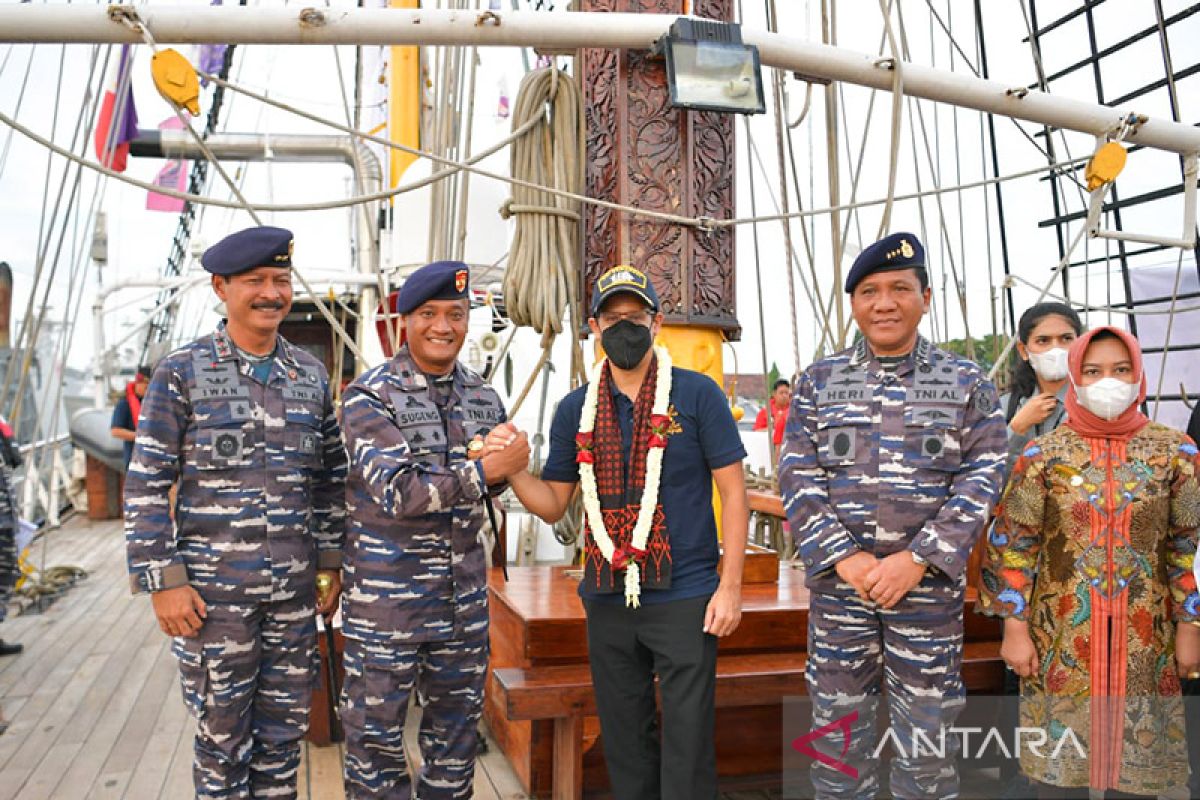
[806,587,965,800]
[0,523,16,624]
[172,596,317,800]
[0,472,17,624]
[341,632,488,800]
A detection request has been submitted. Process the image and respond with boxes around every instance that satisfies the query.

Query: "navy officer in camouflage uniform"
[779,233,1006,799]
[339,260,529,800]
[0,413,19,736]
[124,226,347,800]
[0,413,22,661]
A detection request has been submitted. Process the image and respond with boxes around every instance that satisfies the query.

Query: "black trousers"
[583,594,718,800]
[1185,677,1200,799]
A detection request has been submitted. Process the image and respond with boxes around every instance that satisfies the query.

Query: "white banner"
[1125,259,1200,432]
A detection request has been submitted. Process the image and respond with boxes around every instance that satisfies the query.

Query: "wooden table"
[484,563,1001,797]
[485,564,810,796]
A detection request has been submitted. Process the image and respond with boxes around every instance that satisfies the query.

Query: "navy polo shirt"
[542,367,746,604]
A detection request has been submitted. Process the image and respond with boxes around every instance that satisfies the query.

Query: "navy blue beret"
[844,232,925,293]
[591,265,660,316]
[201,226,293,276]
[396,260,470,314]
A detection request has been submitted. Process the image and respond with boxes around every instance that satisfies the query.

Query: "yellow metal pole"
[388,0,421,189]
[656,326,726,539]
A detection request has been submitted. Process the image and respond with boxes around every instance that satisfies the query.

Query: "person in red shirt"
[754,379,791,446]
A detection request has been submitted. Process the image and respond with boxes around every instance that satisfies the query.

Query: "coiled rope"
[501,66,583,342]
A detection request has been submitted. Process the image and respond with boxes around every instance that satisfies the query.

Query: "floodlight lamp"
[655,18,766,115]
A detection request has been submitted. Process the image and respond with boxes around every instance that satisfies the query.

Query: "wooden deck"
[0,515,533,800]
[0,515,788,799]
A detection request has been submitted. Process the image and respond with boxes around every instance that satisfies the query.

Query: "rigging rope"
[766,0,803,383]
[3,45,104,431]
[893,4,973,355]
[987,217,1095,381]
[875,0,904,238]
[500,66,586,413]
[740,106,779,469]
[746,123,830,356]
[121,18,372,367]
[0,43,34,185]
[0,97,1099,232]
[501,67,581,341]
[1004,272,1200,317]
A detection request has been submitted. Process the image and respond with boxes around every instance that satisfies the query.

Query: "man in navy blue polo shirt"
[490,264,749,800]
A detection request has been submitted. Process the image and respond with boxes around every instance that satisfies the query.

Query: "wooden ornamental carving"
[579,0,740,338]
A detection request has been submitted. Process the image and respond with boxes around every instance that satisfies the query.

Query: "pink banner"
[146,117,187,213]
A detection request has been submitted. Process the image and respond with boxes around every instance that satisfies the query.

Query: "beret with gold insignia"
[844,232,925,294]
[201,226,294,276]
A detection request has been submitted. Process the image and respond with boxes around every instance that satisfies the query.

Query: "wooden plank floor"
[0,515,784,799]
[0,515,528,800]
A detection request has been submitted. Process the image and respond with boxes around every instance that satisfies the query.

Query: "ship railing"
[13,433,75,528]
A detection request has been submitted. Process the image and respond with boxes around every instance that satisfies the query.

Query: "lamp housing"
[656,18,765,115]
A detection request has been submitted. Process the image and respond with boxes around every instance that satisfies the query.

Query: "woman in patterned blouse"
[980,326,1200,798]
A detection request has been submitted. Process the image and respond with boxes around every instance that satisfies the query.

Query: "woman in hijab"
[980,326,1200,799]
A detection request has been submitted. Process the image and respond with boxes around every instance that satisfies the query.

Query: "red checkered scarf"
[581,359,672,593]
[591,359,658,506]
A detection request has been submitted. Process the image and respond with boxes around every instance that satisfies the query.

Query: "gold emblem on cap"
[598,265,648,291]
[455,268,468,293]
[884,239,915,261]
[275,239,294,263]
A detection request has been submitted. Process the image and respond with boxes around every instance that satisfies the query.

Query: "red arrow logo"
[791,710,859,779]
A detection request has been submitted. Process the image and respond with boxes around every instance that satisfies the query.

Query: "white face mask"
[1027,347,1069,381]
[1075,377,1140,420]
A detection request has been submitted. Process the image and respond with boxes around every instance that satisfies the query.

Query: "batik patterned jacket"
[979,423,1200,794]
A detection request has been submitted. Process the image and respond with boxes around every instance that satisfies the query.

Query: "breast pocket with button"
[816,409,872,468]
[902,404,963,473]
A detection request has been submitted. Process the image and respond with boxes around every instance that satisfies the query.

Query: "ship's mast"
[1,6,1198,156]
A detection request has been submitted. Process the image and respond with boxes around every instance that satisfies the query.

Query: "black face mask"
[601,319,653,370]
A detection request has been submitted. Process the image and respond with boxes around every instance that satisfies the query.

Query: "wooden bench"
[491,641,1003,800]
[492,652,805,800]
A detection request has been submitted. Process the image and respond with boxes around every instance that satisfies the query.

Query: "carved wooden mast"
[578,0,740,350]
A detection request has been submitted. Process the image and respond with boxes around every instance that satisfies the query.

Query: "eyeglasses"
[597,310,654,326]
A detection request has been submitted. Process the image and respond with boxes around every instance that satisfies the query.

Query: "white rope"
[0,101,1100,233]
[875,0,904,238]
[501,66,581,341]
[987,219,1094,381]
[765,0,804,385]
[1005,271,1200,317]
[120,19,371,368]
[746,125,832,355]
[1150,250,1186,420]
[0,42,35,183]
[4,44,103,428]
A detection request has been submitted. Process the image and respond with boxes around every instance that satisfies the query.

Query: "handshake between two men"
[468,422,531,485]
[469,422,579,528]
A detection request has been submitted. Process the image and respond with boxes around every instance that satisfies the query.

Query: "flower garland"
[576,345,672,608]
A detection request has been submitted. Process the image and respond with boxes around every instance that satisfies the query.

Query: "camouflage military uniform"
[780,336,1006,800]
[124,322,347,800]
[339,344,505,800]
[0,421,18,624]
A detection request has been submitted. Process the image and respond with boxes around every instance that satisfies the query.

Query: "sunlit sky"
[1,0,1197,428]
